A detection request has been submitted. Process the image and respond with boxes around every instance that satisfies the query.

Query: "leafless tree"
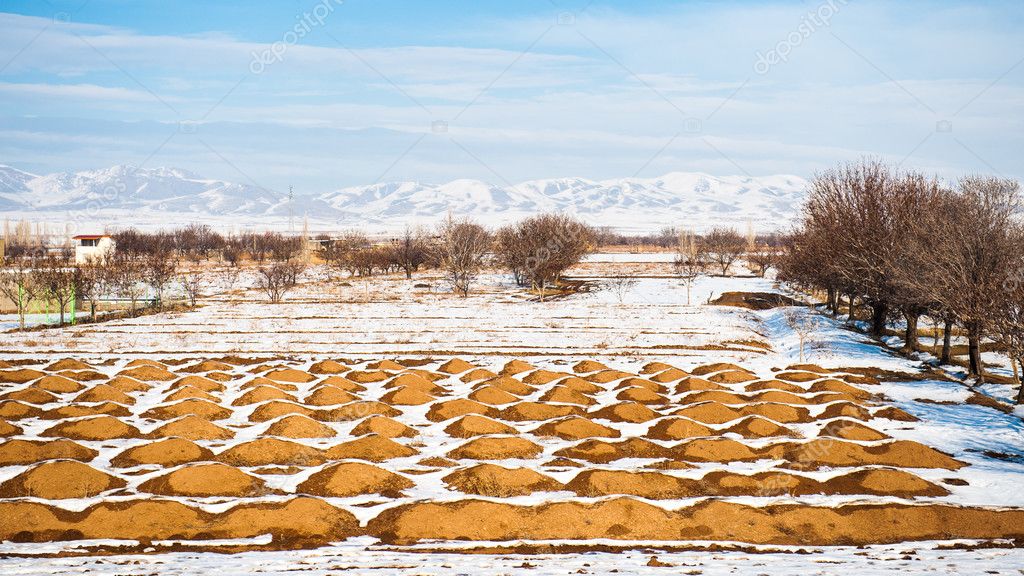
[0,256,41,329]
[607,275,638,303]
[256,263,293,303]
[673,229,707,306]
[784,306,821,363]
[703,227,746,276]
[109,252,148,316]
[36,253,78,326]
[75,258,104,321]
[436,216,491,297]
[144,242,177,308]
[390,226,430,279]
[494,213,595,298]
[179,272,204,307]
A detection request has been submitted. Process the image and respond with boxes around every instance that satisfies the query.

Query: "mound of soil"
[539,386,596,406]
[478,376,535,396]
[710,291,802,310]
[111,438,214,467]
[566,470,695,499]
[819,402,872,421]
[614,377,665,393]
[615,387,668,405]
[640,362,675,374]
[419,456,458,468]
[367,359,405,371]
[498,402,585,422]
[42,402,132,420]
[573,360,609,373]
[438,358,476,374]
[443,464,563,497]
[126,359,166,368]
[0,400,44,419]
[241,377,298,392]
[818,419,889,441]
[748,390,809,404]
[809,379,872,398]
[2,388,58,405]
[351,415,417,438]
[673,377,727,393]
[690,362,748,376]
[672,402,742,424]
[553,438,672,463]
[531,416,621,440]
[0,368,45,384]
[724,416,801,439]
[649,368,689,383]
[834,468,948,497]
[323,401,402,421]
[0,420,21,437]
[743,403,812,424]
[560,377,605,394]
[73,384,135,405]
[0,461,126,499]
[265,414,337,438]
[118,365,178,382]
[775,371,822,383]
[784,439,965,470]
[444,415,517,438]
[139,463,275,497]
[0,439,97,465]
[499,359,534,376]
[522,370,567,385]
[308,359,348,375]
[426,399,498,422]
[31,375,84,393]
[41,415,141,440]
[233,386,298,406]
[147,415,235,440]
[384,372,440,390]
[674,438,768,462]
[325,434,418,461]
[380,386,436,406]
[318,376,366,392]
[645,418,714,441]
[44,359,92,372]
[589,402,661,423]
[303,386,358,406]
[346,370,391,383]
[59,369,107,382]
[298,462,413,497]
[469,385,520,405]
[874,406,919,422]
[447,436,543,460]
[583,370,633,384]
[179,359,235,373]
[248,401,315,422]
[460,368,498,383]
[142,399,232,421]
[217,438,326,467]
[745,379,806,393]
[263,368,316,384]
[707,370,758,384]
[169,375,225,393]
[105,376,150,393]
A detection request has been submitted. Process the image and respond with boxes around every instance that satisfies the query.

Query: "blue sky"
[0,0,1021,194]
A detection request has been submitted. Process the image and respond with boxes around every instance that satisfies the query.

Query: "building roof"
[73,234,111,240]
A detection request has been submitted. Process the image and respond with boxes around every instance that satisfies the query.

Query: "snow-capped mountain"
[0,163,807,231]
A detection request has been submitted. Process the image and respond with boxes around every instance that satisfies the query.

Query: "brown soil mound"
[308,359,348,374]
[673,377,728,393]
[233,386,298,406]
[318,375,366,392]
[681,390,748,405]
[179,359,235,373]
[614,385,671,403]
[205,371,234,382]
[645,418,715,440]
[743,403,812,423]
[73,384,135,405]
[164,386,220,403]
[835,468,948,497]
[589,402,661,423]
[0,439,97,465]
[583,369,633,384]
[478,376,535,396]
[217,438,325,467]
[566,470,694,499]
[111,438,214,467]
[140,463,274,497]
[0,368,45,384]
[819,402,872,421]
[448,436,543,460]
[640,362,675,374]
[2,387,58,405]
[419,456,459,468]
[265,415,337,438]
[148,415,235,440]
[241,377,298,392]
[126,359,166,368]
[169,375,225,393]
[749,390,810,404]
[573,360,609,373]
[42,402,132,419]
[325,434,418,461]
[672,402,742,424]
[553,438,672,463]
[323,401,402,421]
[745,379,806,393]
[0,420,21,437]
[784,439,965,470]
[818,419,889,441]
[380,386,436,406]
[500,359,534,375]
[298,462,413,497]
[41,416,141,440]
[724,416,801,438]
[469,385,520,405]
[438,358,476,374]
[346,370,391,383]
[31,375,84,393]
[532,417,621,440]
[809,379,872,398]
[709,291,802,310]
[674,438,769,462]
[776,370,826,383]
[57,370,107,382]
[0,497,359,542]
[708,370,758,384]
[444,415,517,438]
[539,386,596,406]
[142,399,232,421]
[0,461,126,499]
[384,372,439,390]
[249,401,315,422]
[426,399,497,422]
[497,402,585,422]
[0,400,44,419]
[351,415,417,438]
[649,368,688,383]
[443,464,563,497]
[558,376,604,394]
[263,368,316,384]
[303,386,358,406]
[118,365,178,381]
[691,362,748,376]
[460,368,498,382]
[45,359,92,372]
[874,406,919,422]
[615,377,665,393]
[105,376,150,393]
[522,369,568,385]
[368,359,405,371]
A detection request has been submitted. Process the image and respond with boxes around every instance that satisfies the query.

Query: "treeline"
[779,159,1024,390]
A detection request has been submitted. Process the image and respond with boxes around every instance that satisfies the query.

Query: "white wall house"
[73,234,116,264]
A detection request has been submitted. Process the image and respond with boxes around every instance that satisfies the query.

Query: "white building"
[73,234,116,264]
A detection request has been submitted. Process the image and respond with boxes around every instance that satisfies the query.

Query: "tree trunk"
[826,287,837,315]
[869,302,888,338]
[966,321,983,381]
[940,318,952,364]
[1018,360,1024,404]
[902,310,919,352]
[847,292,855,321]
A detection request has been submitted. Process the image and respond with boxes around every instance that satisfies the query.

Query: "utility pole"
[288,186,295,234]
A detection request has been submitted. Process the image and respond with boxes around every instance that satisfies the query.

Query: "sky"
[0,0,1021,195]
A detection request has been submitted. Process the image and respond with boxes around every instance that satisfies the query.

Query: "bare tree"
[493,213,595,298]
[436,216,491,297]
[607,275,638,303]
[391,226,430,279]
[109,253,148,316]
[36,253,78,326]
[75,258,104,322]
[144,242,177,308]
[179,272,204,307]
[256,263,293,303]
[784,306,820,363]
[673,229,706,305]
[703,227,746,276]
[0,257,41,330]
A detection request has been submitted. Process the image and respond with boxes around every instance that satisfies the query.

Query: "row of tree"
[779,159,1024,391]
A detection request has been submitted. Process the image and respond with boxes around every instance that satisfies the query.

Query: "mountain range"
[0,164,807,232]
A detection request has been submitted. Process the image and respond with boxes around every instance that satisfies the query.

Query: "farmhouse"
[73,234,116,264]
